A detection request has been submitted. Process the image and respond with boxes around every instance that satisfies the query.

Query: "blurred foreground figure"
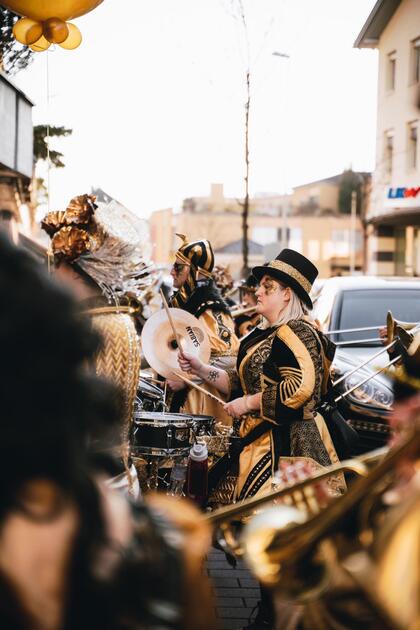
[0,233,215,630]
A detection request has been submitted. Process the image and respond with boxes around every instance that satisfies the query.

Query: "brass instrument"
[205,435,419,601]
[385,310,418,344]
[328,311,419,346]
[230,304,258,319]
[329,313,420,399]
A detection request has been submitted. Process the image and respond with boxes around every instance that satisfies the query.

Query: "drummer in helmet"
[167,234,239,425]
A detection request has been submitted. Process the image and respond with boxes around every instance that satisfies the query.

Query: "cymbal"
[141,308,211,379]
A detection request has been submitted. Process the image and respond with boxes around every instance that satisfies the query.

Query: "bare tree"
[226,0,251,276]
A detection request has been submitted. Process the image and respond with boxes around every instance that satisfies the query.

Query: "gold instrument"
[386,310,418,344]
[230,304,258,319]
[205,433,419,601]
[140,307,211,379]
[331,314,420,400]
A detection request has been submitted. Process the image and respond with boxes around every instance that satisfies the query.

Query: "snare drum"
[132,412,214,457]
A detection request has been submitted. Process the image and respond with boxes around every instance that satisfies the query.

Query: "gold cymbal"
[141,308,211,379]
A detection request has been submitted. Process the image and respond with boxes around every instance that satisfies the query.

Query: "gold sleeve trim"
[275,324,315,409]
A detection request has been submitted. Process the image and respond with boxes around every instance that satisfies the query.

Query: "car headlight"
[344,374,394,409]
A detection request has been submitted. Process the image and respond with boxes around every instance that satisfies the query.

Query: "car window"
[332,288,420,343]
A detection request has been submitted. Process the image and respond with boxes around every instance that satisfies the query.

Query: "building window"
[384,131,394,178]
[386,51,396,91]
[410,37,420,84]
[407,121,418,170]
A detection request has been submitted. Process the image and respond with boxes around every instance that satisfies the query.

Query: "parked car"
[312,276,420,453]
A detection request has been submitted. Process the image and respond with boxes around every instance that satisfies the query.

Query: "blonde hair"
[260,282,310,329]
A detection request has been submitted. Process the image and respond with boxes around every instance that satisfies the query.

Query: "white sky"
[13,0,378,218]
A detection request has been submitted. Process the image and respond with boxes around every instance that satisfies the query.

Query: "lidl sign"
[385,186,420,208]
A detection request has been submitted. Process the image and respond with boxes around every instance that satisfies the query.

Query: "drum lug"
[166,426,174,450]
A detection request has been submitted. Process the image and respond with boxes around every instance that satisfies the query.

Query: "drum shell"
[132,412,214,457]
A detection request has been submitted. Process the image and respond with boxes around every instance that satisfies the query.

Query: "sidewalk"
[205,547,260,630]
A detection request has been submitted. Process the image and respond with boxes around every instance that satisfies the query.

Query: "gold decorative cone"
[90,311,141,440]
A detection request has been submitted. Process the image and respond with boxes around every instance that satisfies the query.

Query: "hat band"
[268,260,312,294]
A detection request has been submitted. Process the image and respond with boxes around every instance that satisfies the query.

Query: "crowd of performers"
[0,193,418,629]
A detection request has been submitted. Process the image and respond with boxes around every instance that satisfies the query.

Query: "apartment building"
[355,0,420,275]
[0,71,34,239]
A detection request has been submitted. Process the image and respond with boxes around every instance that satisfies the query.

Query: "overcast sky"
[13,0,378,217]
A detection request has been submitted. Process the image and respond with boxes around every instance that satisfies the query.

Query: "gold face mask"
[260,278,279,295]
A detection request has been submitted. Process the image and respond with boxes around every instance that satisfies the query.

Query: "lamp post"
[272,51,291,249]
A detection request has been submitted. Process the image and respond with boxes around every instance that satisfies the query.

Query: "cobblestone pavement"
[205,547,260,630]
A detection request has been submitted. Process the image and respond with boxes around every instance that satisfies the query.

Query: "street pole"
[350,190,357,274]
[272,51,290,250]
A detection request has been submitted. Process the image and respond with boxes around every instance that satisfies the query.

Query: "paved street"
[205,547,260,630]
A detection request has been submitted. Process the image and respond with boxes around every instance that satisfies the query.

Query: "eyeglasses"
[172,262,190,274]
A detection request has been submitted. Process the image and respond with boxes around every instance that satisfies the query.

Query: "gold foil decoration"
[51,226,91,261]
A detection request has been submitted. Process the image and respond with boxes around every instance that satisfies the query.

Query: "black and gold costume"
[170,236,239,424]
[216,318,340,502]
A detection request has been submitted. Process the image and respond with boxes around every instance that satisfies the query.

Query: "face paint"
[260,278,279,295]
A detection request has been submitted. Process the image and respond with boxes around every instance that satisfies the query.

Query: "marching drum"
[132,411,214,457]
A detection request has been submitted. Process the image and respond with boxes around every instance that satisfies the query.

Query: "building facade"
[0,71,34,239]
[149,178,367,278]
[355,0,420,275]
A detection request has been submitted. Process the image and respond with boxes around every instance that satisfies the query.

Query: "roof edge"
[354,0,401,49]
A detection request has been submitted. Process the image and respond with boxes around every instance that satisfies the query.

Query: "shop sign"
[384,186,420,208]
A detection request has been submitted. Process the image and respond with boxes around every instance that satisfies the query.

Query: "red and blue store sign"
[387,186,420,199]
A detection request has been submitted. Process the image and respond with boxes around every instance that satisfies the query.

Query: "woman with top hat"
[178,248,342,628]
[178,248,342,504]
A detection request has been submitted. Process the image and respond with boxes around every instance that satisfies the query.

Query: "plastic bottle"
[186,442,208,507]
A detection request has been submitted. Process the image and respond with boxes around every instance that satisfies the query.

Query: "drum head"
[133,411,194,426]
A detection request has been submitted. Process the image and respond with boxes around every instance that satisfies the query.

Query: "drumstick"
[160,289,183,353]
[173,370,226,406]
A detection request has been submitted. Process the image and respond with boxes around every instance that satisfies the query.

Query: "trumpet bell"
[242,505,329,600]
[386,310,418,344]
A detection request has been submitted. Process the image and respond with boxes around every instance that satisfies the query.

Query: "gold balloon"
[43,17,69,43]
[25,22,44,44]
[58,23,82,50]
[12,17,40,44]
[1,1,104,22]
[29,35,51,52]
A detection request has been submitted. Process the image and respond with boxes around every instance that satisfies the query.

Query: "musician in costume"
[212,264,236,307]
[41,194,159,498]
[235,274,260,338]
[167,234,239,425]
[179,248,341,505]
[0,233,215,630]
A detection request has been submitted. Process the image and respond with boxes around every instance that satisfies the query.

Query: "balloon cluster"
[2,1,104,52]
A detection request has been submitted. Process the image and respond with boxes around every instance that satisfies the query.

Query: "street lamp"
[272,51,291,249]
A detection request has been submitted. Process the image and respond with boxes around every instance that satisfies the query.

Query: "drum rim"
[132,446,190,456]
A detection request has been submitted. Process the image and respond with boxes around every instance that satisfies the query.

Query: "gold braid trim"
[268,260,312,294]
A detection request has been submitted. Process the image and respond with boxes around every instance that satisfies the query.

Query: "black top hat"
[252,248,318,308]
